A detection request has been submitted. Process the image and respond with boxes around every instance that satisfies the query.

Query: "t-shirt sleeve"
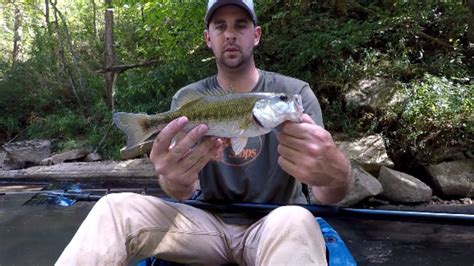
[300,83,324,128]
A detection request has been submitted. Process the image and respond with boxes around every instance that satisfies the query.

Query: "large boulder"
[336,162,383,207]
[344,78,406,110]
[335,134,394,176]
[378,166,432,203]
[41,148,94,166]
[425,159,474,197]
[2,140,51,169]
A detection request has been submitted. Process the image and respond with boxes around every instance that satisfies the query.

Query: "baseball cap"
[205,0,257,26]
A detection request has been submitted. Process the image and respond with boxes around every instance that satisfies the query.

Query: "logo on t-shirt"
[213,136,263,166]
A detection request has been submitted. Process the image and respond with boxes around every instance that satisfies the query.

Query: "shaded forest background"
[0,0,472,171]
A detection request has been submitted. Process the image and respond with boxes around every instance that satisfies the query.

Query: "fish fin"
[173,87,233,109]
[113,112,159,149]
[231,137,248,155]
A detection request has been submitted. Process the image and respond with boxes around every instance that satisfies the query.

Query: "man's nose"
[224,28,237,40]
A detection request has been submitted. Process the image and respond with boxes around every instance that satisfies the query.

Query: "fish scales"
[113,90,304,154]
[176,95,258,124]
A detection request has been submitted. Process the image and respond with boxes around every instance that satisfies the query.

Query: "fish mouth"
[295,95,303,113]
[252,114,264,128]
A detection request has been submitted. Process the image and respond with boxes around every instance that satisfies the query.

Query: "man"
[56,1,352,265]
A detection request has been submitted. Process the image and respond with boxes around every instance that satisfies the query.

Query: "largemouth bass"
[113,87,303,155]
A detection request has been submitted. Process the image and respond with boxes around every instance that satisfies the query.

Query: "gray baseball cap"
[205,0,257,26]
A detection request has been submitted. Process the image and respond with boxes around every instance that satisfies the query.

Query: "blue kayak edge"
[138,217,357,266]
[317,217,357,266]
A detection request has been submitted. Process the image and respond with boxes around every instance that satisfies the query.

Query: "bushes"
[0,1,471,162]
[387,74,473,163]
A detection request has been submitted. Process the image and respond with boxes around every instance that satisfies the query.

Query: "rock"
[335,134,394,176]
[336,161,384,207]
[41,148,93,165]
[425,159,474,197]
[461,198,473,205]
[2,140,51,169]
[84,152,102,162]
[344,78,406,110]
[379,166,432,203]
[0,150,6,168]
[0,158,155,180]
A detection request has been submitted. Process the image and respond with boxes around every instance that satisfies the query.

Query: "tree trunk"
[44,0,51,34]
[104,0,115,110]
[333,0,348,17]
[12,3,23,64]
[468,0,474,43]
[50,0,88,108]
[92,0,98,38]
[50,0,83,109]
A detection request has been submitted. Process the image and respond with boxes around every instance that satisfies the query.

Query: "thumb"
[300,113,316,124]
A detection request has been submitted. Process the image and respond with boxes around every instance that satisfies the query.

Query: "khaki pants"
[56,193,327,266]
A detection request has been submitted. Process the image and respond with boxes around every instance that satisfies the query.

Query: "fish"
[113,87,304,155]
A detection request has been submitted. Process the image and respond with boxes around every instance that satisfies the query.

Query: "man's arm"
[277,114,352,204]
[150,116,223,200]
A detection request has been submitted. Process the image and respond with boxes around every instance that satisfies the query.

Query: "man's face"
[205,5,261,70]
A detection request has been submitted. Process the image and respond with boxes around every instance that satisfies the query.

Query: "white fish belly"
[203,121,270,138]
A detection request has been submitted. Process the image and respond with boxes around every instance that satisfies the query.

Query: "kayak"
[137,217,357,266]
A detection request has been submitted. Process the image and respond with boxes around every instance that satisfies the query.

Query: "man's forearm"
[158,175,198,201]
[311,163,353,204]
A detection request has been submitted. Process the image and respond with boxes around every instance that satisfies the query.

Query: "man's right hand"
[149,116,222,200]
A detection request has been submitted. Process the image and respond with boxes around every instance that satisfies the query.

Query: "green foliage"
[402,74,472,128]
[0,0,471,163]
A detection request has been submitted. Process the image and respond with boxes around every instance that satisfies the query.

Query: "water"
[1,193,473,265]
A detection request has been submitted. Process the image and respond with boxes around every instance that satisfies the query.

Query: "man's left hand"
[277,114,351,203]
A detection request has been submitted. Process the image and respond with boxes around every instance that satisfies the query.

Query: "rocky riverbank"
[0,138,473,212]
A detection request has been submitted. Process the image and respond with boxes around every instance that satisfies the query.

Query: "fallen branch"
[417,31,454,50]
[96,60,159,74]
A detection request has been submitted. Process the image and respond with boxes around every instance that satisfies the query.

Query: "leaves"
[0,0,471,160]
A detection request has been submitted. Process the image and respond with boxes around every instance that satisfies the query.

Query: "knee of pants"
[267,205,316,227]
[92,192,157,219]
[95,192,141,209]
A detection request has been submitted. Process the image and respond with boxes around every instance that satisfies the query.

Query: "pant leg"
[239,206,327,266]
[55,193,233,266]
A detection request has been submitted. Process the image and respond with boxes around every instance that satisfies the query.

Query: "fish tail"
[113,112,164,148]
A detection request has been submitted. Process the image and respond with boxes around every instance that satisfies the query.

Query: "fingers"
[300,113,316,124]
[177,136,221,174]
[182,138,223,177]
[168,124,209,161]
[151,116,188,158]
[277,155,302,180]
[277,142,300,161]
[277,132,307,151]
[280,114,317,139]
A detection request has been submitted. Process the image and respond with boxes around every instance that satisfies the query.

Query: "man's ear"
[254,26,262,46]
[204,30,212,49]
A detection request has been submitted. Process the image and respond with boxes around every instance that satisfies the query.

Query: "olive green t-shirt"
[172,70,324,224]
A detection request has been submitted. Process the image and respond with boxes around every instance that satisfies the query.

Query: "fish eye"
[279,95,288,102]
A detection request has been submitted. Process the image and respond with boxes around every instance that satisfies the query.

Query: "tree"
[104,0,115,110]
[12,2,23,65]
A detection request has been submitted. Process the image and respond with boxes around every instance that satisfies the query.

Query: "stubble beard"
[217,47,254,72]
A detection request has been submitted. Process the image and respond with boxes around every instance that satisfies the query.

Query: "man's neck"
[216,65,259,93]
